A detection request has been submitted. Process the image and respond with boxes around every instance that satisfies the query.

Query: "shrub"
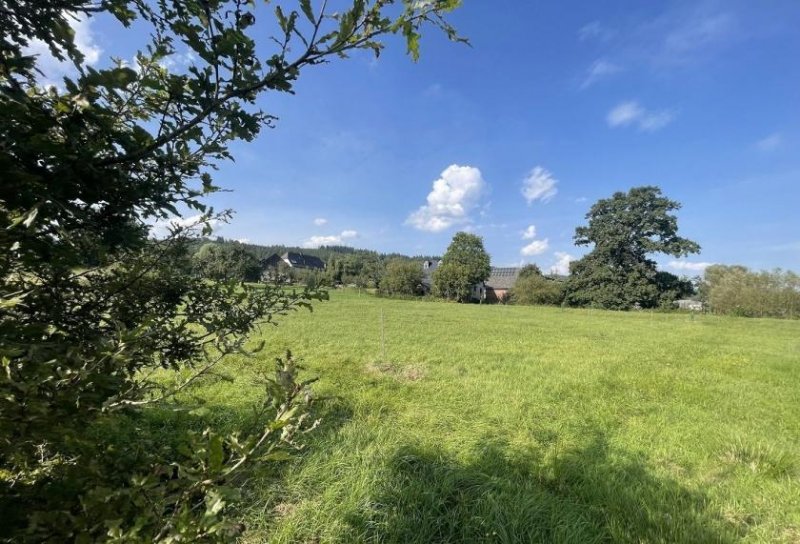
[379,259,425,296]
[510,270,565,306]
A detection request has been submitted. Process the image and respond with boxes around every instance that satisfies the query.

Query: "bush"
[379,259,425,296]
[701,265,800,318]
[510,268,565,306]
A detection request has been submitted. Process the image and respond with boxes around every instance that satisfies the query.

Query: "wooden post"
[380,308,386,362]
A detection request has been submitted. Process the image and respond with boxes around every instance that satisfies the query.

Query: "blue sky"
[39,1,800,274]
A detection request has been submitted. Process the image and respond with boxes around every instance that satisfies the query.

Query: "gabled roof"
[485,267,521,290]
[282,251,325,269]
[261,253,284,267]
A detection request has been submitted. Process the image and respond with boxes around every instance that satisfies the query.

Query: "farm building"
[261,251,326,271]
[420,259,441,292]
[261,251,326,282]
[478,267,521,302]
[421,263,527,303]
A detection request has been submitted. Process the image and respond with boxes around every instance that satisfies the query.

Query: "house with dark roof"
[281,252,325,269]
[261,251,325,280]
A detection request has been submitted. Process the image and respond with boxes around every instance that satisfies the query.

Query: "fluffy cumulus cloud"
[521,225,537,240]
[550,252,574,275]
[520,224,549,256]
[521,239,549,256]
[302,229,358,248]
[407,164,486,232]
[23,13,101,86]
[607,101,674,132]
[521,166,558,205]
[313,217,328,226]
[668,260,714,272]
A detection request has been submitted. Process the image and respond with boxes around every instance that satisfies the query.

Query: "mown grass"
[181,289,800,543]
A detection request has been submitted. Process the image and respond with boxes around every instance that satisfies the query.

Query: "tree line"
[699,265,800,318]
[189,239,439,288]
[377,186,799,319]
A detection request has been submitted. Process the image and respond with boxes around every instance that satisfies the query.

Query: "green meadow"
[172,290,800,543]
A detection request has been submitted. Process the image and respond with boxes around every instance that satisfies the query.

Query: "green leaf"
[300,0,315,23]
[259,450,294,462]
[275,6,292,34]
[402,22,421,61]
[208,434,224,472]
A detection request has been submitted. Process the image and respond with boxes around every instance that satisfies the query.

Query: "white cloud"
[575,197,588,203]
[313,217,328,226]
[406,164,487,232]
[756,133,782,152]
[607,101,674,132]
[520,225,550,255]
[658,12,736,66]
[667,260,714,272]
[521,239,549,256]
[158,50,197,71]
[23,13,101,86]
[607,101,644,126]
[521,166,558,204]
[234,238,250,244]
[638,110,675,132]
[580,59,623,89]
[302,229,358,248]
[521,225,537,240]
[550,252,574,275]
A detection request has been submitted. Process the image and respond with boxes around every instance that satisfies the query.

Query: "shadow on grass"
[348,436,740,544]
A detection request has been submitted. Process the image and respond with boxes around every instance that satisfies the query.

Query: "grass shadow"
[347,435,740,543]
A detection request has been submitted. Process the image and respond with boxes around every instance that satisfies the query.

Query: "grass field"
[176,289,800,543]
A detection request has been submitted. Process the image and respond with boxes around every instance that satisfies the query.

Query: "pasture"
[177,290,800,543]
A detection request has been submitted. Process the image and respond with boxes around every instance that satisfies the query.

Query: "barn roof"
[282,252,326,269]
[485,267,521,290]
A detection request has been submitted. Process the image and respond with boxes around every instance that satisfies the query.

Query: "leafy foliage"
[433,232,491,302]
[700,265,800,318]
[0,0,462,540]
[193,242,262,282]
[510,266,565,306]
[565,186,700,309]
[379,259,425,296]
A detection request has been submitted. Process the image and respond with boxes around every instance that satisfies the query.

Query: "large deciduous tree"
[433,232,491,302]
[565,186,699,309]
[0,0,462,540]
